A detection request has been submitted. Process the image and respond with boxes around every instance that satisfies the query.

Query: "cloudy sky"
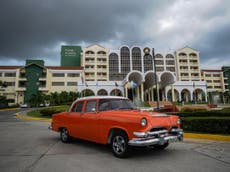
[0,0,230,69]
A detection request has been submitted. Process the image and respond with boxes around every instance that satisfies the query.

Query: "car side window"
[73,101,84,112]
[99,99,111,111]
[85,100,97,112]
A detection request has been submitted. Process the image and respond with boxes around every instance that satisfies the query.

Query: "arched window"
[132,47,142,71]
[109,53,119,81]
[85,51,95,54]
[120,46,130,79]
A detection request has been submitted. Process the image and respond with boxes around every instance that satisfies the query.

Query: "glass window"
[85,100,97,112]
[52,82,65,86]
[4,73,16,77]
[67,73,80,77]
[99,99,136,111]
[67,82,78,86]
[52,73,65,77]
[73,101,84,112]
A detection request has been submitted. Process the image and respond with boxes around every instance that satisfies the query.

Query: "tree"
[0,80,7,88]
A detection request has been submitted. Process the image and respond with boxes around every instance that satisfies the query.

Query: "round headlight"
[141,118,147,127]
[177,118,181,124]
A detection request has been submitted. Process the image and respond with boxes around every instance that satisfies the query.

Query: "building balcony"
[85,61,95,64]
[85,75,95,79]
[85,54,95,58]
[181,76,189,80]
[179,63,188,66]
[178,55,187,58]
[189,63,198,66]
[97,76,107,80]
[18,77,27,81]
[15,87,26,91]
[97,61,107,65]
[85,68,95,72]
[97,54,107,58]
[39,77,47,81]
[97,69,107,72]
[180,69,188,72]
[38,87,49,91]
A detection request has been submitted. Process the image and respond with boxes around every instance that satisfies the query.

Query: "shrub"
[178,111,230,117]
[182,117,230,134]
[180,107,207,113]
[40,106,69,117]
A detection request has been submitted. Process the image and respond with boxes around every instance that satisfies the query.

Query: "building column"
[151,87,154,101]
[125,85,128,98]
[157,83,160,103]
[141,84,144,102]
[165,88,168,101]
[137,86,140,101]
[172,85,175,102]
[179,91,182,102]
[205,91,208,102]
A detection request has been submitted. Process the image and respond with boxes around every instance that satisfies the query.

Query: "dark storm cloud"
[0,0,161,62]
[0,0,230,68]
[192,22,230,63]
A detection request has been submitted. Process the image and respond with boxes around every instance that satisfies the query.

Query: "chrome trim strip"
[128,134,183,146]
[148,129,168,136]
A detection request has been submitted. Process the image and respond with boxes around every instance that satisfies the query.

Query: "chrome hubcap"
[112,136,126,154]
[61,129,68,141]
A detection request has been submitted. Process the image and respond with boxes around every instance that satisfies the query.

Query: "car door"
[68,100,85,138]
[80,99,100,142]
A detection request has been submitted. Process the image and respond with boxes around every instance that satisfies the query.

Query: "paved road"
[0,109,229,172]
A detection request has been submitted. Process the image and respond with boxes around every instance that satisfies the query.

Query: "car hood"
[111,110,178,129]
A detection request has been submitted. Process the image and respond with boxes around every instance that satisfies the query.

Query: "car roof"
[76,96,127,101]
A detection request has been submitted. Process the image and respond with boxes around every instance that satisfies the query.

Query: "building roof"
[202,69,223,72]
[0,66,84,70]
[46,66,84,70]
[0,66,21,69]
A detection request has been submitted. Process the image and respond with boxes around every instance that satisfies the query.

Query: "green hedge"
[178,111,230,117]
[40,106,69,117]
[182,117,230,134]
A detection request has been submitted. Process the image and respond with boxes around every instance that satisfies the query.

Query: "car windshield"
[99,99,136,111]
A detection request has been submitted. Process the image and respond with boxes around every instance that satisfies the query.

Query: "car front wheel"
[60,128,71,143]
[111,132,129,158]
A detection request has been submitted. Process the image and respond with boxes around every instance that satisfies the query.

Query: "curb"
[184,133,230,142]
[16,113,51,122]
[0,108,21,111]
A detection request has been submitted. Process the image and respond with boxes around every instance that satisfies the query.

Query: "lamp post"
[143,47,160,110]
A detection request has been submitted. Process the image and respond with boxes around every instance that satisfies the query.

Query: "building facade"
[82,44,110,81]
[0,45,229,105]
[201,69,228,103]
[79,45,208,105]
[0,60,83,105]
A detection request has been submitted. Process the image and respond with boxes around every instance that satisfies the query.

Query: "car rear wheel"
[60,128,71,143]
[111,132,129,158]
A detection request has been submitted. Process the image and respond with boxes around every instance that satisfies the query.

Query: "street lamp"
[143,47,160,110]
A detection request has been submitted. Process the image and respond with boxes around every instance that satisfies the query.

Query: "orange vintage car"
[49,96,183,158]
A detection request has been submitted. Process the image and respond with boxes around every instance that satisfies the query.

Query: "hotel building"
[0,45,229,105]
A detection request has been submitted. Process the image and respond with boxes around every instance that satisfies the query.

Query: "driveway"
[0,109,229,172]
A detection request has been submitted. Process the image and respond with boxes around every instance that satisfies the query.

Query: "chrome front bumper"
[48,125,52,130]
[128,128,183,147]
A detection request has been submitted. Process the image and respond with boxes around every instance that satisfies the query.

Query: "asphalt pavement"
[0,109,229,172]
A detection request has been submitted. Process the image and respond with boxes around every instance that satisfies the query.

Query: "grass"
[27,105,69,118]
[27,110,50,118]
